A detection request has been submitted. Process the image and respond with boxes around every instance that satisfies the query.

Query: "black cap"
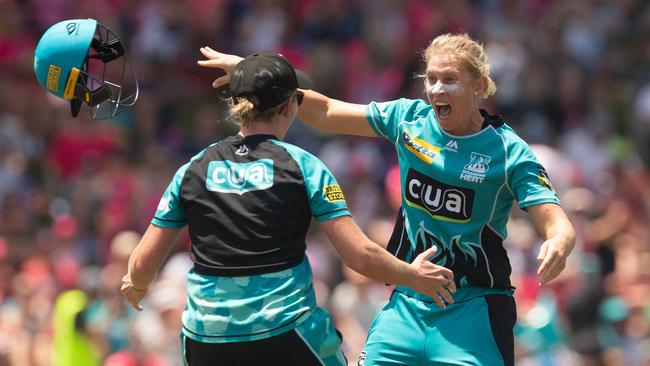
[228,52,312,112]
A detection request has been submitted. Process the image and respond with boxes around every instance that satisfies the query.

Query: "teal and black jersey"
[153,133,350,276]
[366,98,559,290]
[152,134,350,346]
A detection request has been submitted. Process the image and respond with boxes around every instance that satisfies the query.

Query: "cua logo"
[206,160,274,195]
[405,168,474,222]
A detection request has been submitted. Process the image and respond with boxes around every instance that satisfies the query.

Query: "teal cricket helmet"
[34,19,138,119]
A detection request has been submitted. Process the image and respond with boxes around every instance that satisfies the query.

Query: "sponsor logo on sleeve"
[324,184,345,202]
[206,159,274,195]
[402,128,441,164]
[405,168,474,222]
[460,152,491,183]
[537,166,555,191]
[46,64,61,92]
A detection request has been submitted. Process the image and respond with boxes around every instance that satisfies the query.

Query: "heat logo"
[460,152,491,183]
[405,168,474,222]
[206,159,274,195]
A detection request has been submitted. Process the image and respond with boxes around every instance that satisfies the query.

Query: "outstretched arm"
[121,224,180,310]
[197,47,376,137]
[298,90,376,136]
[319,216,456,309]
[528,203,576,286]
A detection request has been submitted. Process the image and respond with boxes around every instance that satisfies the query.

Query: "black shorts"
[183,329,342,366]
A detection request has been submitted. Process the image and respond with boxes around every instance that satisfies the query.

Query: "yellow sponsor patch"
[537,167,555,191]
[324,184,345,202]
[402,129,441,164]
[46,64,61,92]
[63,67,80,100]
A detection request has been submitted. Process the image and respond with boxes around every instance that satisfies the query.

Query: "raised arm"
[197,47,377,137]
[528,203,576,286]
[121,224,180,310]
[319,216,456,309]
[298,89,377,136]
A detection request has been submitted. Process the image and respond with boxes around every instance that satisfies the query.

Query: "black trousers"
[183,330,327,366]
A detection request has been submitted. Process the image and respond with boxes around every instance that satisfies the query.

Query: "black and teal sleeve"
[272,141,350,222]
[151,163,189,228]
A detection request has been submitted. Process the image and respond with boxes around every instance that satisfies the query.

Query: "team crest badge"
[460,152,491,183]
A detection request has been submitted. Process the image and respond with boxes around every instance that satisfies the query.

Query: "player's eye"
[444,76,458,84]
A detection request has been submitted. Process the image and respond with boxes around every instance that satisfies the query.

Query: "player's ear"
[280,100,291,116]
[474,76,487,97]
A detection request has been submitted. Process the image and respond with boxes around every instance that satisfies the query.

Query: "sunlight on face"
[425,53,482,135]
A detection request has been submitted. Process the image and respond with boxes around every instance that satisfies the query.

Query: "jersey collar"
[480,109,505,129]
[233,134,279,143]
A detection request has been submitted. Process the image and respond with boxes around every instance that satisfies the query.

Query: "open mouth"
[434,102,452,119]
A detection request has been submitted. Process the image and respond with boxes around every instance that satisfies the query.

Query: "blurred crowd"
[1,0,650,365]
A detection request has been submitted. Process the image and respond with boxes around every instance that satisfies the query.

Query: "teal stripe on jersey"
[271,140,350,222]
[181,258,318,343]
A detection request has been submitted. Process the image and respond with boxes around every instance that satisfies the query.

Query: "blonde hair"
[423,33,496,99]
[228,96,285,127]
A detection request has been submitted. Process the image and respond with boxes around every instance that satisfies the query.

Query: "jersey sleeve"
[365,98,428,144]
[303,158,351,222]
[151,163,190,228]
[507,141,560,209]
[272,141,351,222]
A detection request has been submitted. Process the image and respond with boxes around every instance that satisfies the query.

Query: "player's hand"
[409,246,456,310]
[120,274,147,311]
[536,235,573,286]
[197,47,244,88]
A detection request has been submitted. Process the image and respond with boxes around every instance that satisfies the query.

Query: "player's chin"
[436,115,457,131]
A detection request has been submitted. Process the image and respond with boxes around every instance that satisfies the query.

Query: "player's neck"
[449,109,485,136]
[239,117,290,140]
